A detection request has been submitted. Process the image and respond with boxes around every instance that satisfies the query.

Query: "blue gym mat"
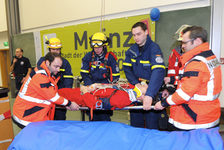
[8,121,224,150]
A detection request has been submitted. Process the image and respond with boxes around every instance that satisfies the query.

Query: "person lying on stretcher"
[58,83,148,110]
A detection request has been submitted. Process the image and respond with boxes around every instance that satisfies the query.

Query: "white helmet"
[175,25,192,41]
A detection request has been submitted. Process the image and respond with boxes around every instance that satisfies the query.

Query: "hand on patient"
[134,83,148,100]
[154,101,165,110]
[66,102,80,111]
[80,83,101,94]
[143,95,152,110]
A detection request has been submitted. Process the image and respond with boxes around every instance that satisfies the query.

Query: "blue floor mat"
[8,121,224,150]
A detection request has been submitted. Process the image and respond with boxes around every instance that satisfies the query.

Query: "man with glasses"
[155,26,222,131]
[13,52,79,129]
[80,32,120,121]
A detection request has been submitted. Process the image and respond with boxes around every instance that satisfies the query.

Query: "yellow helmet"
[47,38,62,49]
[175,25,192,41]
[90,32,109,48]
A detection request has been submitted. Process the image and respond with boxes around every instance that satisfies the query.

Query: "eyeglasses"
[181,39,195,45]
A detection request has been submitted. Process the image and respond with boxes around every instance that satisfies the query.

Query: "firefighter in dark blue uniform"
[80,32,120,121]
[123,22,165,129]
[37,37,73,120]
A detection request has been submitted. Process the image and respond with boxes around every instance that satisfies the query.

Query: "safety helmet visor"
[91,40,104,47]
[48,43,62,49]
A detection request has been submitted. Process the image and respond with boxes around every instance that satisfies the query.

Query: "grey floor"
[9,92,224,142]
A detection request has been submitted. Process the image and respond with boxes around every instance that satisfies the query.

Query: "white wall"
[222,1,224,59]
[19,0,209,32]
[0,0,8,50]
[0,0,7,32]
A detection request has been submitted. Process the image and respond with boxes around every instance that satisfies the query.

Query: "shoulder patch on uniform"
[155,56,164,63]
[116,65,119,72]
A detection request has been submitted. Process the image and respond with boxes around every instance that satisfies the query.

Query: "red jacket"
[167,47,182,85]
[13,62,70,126]
[165,42,222,130]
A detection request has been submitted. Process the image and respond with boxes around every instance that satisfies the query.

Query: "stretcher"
[58,83,154,111]
[79,105,155,110]
[58,84,160,120]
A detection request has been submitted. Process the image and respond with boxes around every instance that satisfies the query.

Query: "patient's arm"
[80,83,101,94]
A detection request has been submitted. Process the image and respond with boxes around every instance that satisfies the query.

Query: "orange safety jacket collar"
[180,42,210,65]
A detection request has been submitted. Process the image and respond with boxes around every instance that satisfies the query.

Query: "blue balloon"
[150,8,160,21]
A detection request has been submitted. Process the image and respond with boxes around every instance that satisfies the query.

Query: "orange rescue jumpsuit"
[162,42,222,130]
[13,62,71,126]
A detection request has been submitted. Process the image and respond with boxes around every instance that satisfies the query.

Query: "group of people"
[11,21,222,132]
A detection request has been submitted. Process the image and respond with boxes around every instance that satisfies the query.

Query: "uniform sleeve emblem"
[116,65,119,72]
[155,56,164,63]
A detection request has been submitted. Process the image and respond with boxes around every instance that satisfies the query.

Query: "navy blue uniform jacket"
[123,35,165,98]
[80,49,120,86]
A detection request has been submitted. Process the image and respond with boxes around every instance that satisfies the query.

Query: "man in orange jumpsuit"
[13,52,79,129]
[155,26,222,130]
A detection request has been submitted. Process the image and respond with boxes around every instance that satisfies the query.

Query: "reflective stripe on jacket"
[167,47,182,85]
[13,62,70,126]
[123,35,165,98]
[80,50,120,86]
[166,42,222,130]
